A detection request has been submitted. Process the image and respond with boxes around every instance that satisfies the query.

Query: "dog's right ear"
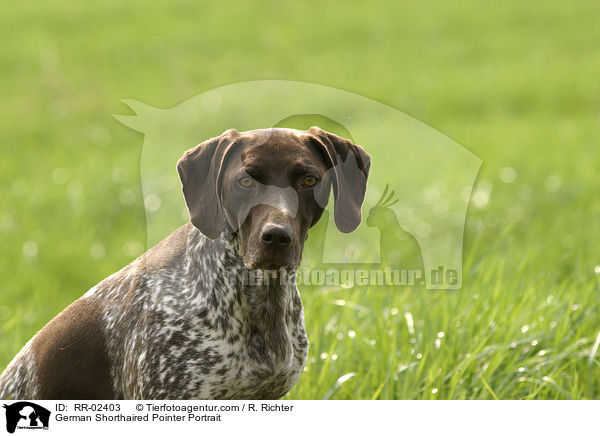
[306,126,371,233]
[177,129,240,239]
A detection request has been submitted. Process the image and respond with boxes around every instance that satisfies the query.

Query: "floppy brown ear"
[307,126,371,233]
[176,129,240,239]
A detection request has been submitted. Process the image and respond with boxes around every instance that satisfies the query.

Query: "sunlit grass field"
[1,0,600,399]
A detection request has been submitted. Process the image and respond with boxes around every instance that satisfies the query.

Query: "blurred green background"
[1,0,599,399]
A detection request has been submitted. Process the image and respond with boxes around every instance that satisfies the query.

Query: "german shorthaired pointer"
[0,127,370,400]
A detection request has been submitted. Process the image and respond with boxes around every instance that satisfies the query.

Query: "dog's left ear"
[306,126,371,233]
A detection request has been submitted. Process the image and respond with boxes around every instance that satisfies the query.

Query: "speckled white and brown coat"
[0,224,308,400]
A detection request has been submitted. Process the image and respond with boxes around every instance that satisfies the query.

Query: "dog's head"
[177,127,371,270]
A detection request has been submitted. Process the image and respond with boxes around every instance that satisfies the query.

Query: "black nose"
[260,223,293,247]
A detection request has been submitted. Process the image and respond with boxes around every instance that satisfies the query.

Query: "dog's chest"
[122,284,308,400]
[204,321,308,400]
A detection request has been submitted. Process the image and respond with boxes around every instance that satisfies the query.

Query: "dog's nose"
[260,223,293,246]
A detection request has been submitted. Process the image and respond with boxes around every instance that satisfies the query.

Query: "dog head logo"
[2,402,50,433]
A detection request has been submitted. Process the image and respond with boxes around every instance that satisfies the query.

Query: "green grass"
[1,0,600,399]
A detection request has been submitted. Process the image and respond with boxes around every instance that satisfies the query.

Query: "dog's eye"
[239,177,254,188]
[302,176,318,188]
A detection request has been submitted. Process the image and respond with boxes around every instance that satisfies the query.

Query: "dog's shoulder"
[30,297,115,399]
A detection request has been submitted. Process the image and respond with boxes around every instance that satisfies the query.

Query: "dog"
[0,126,370,400]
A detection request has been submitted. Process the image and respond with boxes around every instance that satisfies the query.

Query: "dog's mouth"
[242,254,299,272]
[238,241,300,272]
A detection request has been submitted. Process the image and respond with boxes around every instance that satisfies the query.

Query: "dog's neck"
[185,224,300,367]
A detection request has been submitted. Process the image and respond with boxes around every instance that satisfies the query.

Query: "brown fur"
[30,298,115,399]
